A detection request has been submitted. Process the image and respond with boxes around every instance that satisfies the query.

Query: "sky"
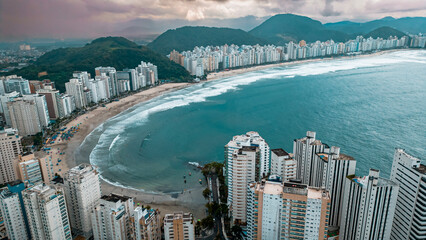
[0,0,425,41]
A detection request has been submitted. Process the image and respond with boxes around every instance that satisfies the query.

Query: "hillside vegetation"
[363,27,407,39]
[5,37,191,92]
[147,26,267,55]
[324,16,426,35]
[249,14,350,45]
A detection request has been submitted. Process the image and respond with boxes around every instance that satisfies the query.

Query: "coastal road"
[197,174,226,240]
[211,174,228,240]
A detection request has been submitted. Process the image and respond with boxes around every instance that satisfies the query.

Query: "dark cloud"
[321,0,341,17]
[0,0,424,41]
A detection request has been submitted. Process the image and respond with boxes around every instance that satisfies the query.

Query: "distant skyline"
[0,0,425,41]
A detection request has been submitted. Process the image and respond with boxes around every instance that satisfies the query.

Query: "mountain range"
[324,16,426,35]
[147,14,423,54]
[147,26,267,55]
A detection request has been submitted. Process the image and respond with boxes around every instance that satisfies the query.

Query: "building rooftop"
[263,181,283,195]
[0,128,19,136]
[415,164,426,174]
[164,212,193,223]
[310,139,323,146]
[337,153,355,161]
[19,154,36,162]
[307,188,329,200]
[351,170,398,188]
[317,153,329,161]
[272,148,290,157]
[65,163,96,180]
[283,182,308,195]
[240,146,258,152]
[101,193,130,203]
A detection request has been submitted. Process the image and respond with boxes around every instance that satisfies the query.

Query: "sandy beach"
[34,82,209,218]
[206,49,404,81]
[34,48,407,220]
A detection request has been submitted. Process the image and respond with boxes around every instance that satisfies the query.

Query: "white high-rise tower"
[23,184,72,240]
[293,131,327,184]
[0,128,22,184]
[340,169,399,240]
[225,131,270,205]
[390,148,426,240]
[63,164,101,238]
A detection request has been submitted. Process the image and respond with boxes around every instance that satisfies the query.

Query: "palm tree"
[231,225,244,240]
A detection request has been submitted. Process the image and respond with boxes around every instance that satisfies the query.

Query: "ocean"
[76,50,426,194]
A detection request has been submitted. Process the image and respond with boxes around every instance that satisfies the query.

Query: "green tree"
[231,225,244,240]
[203,188,211,200]
[201,215,214,229]
[220,203,229,215]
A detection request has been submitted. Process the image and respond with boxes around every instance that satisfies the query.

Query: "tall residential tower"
[63,164,101,238]
[340,169,399,240]
[390,149,426,240]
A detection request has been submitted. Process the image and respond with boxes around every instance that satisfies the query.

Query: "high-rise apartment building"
[22,94,50,128]
[390,148,426,240]
[132,206,162,240]
[72,71,90,88]
[281,182,330,240]
[164,212,195,240]
[225,131,270,204]
[38,155,55,184]
[0,181,30,240]
[293,132,357,228]
[137,62,158,86]
[118,69,137,91]
[270,148,296,182]
[16,154,44,186]
[311,146,356,227]
[7,99,42,136]
[0,128,22,184]
[36,86,60,120]
[230,146,260,223]
[340,169,399,240]
[65,78,87,109]
[95,67,117,97]
[1,76,31,96]
[247,177,284,240]
[0,91,20,126]
[247,179,331,240]
[63,164,101,238]
[293,131,327,185]
[88,76,109,103]
[57,94,75,118]
[23,184,72,240]
[91,194,134,240]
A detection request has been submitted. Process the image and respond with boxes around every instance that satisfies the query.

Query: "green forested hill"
[147,26,268,55]
[249,14,350,45]
[5,37,191,92]
[363,27,407,39]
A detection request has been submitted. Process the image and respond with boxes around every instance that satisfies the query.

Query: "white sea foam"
[109,134,120,151]
[89,50,426,190]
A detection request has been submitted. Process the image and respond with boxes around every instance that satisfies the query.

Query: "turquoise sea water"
[76,50,426,194]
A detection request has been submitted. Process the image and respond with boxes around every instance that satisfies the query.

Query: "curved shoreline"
[39,48,415,219]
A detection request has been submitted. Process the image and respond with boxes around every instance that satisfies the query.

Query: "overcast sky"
[0,0,425,41]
